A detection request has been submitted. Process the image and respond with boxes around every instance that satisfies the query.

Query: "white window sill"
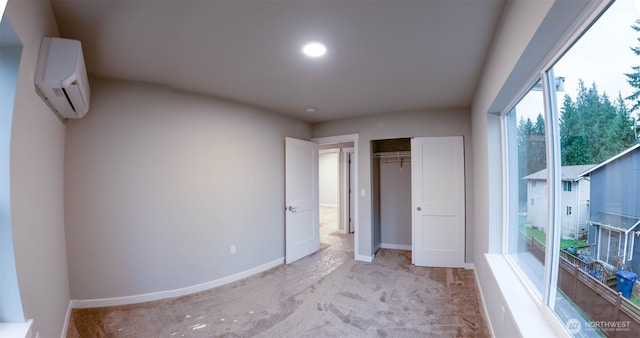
[0,319,32,338]
[485,254,570,338]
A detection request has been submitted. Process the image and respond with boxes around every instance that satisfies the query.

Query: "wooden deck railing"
[560,248,612,285]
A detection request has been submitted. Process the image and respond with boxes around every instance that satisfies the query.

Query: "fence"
[521,232,640,336]
[559,257,640,337]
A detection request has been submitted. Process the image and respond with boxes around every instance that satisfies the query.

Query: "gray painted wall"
[5,1,71,336]
[379,161,411,247]
[319,151,339,207]
[64,79,310,300]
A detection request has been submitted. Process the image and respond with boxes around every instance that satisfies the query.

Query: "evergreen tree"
[604,93,637,157]
[560,94,589,165]
[528,113,547,174]
[591,90,617,162]
[625,20,640,113]
[559,80,637,165]
[515,113,545,175]
[517,116,533,208]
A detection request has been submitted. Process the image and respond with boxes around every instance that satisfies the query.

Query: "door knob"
[417,207,422,211]
[288,206,297,212]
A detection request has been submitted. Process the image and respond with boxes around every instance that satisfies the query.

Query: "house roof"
[588,212,640,233]
[523,164,597,181]
[578,143,640,177]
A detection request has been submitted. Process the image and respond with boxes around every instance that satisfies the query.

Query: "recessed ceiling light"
[302,42,326,58]
[305,107,317,113]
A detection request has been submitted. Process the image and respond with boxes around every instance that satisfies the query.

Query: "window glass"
[506,82,548,294]
[0,12,26,321]
[548,0,640,335]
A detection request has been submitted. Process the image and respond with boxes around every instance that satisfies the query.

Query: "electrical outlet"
[230,245,236,255]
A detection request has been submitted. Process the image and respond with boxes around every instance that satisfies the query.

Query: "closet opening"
[372,138,412,256]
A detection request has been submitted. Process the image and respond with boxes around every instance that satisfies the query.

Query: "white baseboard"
[355,254,373,262]
[70,258,283,309]
[61,302,72,338]
[465,262,476,270]
[380,243,411,250]
[471,264,495,338]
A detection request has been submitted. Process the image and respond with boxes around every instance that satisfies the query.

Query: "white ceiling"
[51,0,506,123]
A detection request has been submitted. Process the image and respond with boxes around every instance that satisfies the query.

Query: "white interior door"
[411,136,465,267]
[285,137,319,264]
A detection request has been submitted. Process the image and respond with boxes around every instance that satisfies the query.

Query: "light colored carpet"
[67,207,489,337]
[320,206,340,232]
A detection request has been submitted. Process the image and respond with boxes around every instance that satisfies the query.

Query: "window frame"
[499,0,616,328]
[486,0,614,336]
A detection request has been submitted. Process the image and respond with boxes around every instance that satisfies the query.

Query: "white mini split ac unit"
[35,37,91,119]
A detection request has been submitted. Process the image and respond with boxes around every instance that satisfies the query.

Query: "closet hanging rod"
[373,151,411,159]
[379,158,411,164]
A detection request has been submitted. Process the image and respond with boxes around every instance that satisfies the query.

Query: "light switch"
[360,189,366,197]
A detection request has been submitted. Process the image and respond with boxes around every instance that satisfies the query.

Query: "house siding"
[589,148,640,272]
[558,179,590,239]
[560,182,579,239]
[590,153,640,216]
[527,179,547,230]
[577,178,591,240]
[525,167,592,238]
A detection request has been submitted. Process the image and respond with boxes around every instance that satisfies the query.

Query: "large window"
[505,0,640,335]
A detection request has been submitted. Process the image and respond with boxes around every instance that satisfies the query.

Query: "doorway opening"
[371,138,412,256]
[313,134,359,259]
[319,143,354,252]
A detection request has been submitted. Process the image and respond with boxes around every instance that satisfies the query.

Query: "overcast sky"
[517,0,640,121]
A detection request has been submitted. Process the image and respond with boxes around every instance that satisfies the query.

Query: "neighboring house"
[583,144,640,272]
[524,164,595,239]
